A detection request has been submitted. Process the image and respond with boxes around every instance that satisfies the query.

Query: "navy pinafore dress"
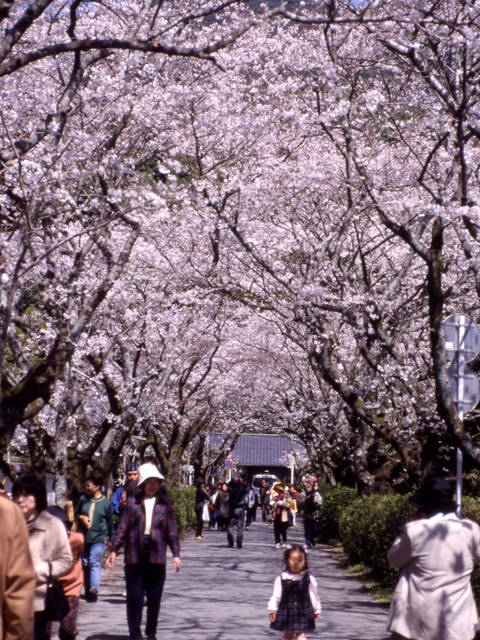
[271,572,315,632]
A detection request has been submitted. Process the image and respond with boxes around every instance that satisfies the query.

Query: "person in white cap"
[106,462,181,640]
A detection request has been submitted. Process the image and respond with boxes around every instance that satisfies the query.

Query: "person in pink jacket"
[387,476,480,640]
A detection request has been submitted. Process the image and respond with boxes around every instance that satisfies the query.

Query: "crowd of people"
[0,460,180,640]
[193,472,323,553]
[2,471,480,640]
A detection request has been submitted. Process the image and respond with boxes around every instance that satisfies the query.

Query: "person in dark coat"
[227,472,248,549]
[216,482,230,531]
[106,463,181,640]
[302,482,322,548]
[194,479,210,540]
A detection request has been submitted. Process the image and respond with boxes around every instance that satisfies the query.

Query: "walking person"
[216,482,229,532]
[387,476,480,640]
[289,489,298,527]
[268,544,321,640]
[0,494,36,640]
[112,462,139,519]
[106,462,181,640]
[302,481,322,548]
[227,471,248,549]
[208,483,220,530]
[76,471,114,602]
[245,483,258,529]
[271,484,292,548]
[12,474,72,640]
[260,479,272,522]
[194,479,210,540]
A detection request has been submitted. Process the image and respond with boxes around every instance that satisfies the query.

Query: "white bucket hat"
[137,462,165,486]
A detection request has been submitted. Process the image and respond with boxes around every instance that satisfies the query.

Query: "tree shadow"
[85,635,130,640]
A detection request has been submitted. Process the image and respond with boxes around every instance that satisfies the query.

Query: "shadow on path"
[76,520,391,640]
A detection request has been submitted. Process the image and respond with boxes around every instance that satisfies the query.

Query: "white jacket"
[387,513,480,640]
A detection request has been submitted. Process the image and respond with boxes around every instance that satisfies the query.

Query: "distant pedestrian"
[260,479,272,522]
[245,483,258,529]
[268,544,321,640]
[76,471,113,602]
[271,484,292,548]
[0,494,36,640]
[302,482,322,548]
[216,482,229,531]
[194,479,210,540]
[12,474,72,640]
[106,462,181,640]
[287,484,299,523]
[387,476,480,640]
[112,462,140,518]
[227,472,248,548]
[208,484,220,530]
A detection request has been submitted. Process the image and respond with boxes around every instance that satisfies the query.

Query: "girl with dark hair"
[268,544,321,640]
[12,474,72,640]
[106,463,181,640]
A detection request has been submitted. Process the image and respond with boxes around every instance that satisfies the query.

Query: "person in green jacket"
[76,471,113,602]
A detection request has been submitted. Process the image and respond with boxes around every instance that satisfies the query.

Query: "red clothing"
[59,531,84,597]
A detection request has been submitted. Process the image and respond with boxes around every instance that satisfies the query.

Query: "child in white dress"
[268,544,321,640]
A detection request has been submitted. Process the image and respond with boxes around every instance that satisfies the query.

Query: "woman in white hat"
[106,462,181,640]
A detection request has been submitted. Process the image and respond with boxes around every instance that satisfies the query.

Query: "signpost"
[442,313,480,515]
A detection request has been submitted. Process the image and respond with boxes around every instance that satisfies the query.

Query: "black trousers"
[195,507,204,537]
[274,517,288,544]
[124,556,166,640]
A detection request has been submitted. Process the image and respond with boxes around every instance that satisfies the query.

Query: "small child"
[268,544,321,640]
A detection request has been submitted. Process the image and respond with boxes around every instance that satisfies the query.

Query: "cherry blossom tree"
[0,0,268,475]
[5,0,480,495]
[163,2,480,488]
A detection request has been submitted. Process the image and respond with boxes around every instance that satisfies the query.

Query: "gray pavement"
[74,520,391,640]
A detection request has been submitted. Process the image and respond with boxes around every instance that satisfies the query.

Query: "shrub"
[316,485,358,543]
[168,485,196,537]
[338,493,411,586]
[462,496,480,604]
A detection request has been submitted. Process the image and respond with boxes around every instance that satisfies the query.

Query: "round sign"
[447,363,480,413]
[443,313,480,362]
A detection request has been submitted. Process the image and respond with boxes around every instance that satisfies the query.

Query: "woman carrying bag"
[12,474,72,640]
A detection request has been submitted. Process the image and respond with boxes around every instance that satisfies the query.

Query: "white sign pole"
[443,313,480,518]
[456,316,466,517]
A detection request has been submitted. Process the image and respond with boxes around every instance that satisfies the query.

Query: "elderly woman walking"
[387,476,480,640]
[106,462,181,640]
[12,474,72,640]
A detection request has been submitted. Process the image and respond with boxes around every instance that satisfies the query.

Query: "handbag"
[45,568,69,621]
[202,502,210,522]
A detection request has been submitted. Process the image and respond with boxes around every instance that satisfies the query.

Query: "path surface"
[74,520,392,640]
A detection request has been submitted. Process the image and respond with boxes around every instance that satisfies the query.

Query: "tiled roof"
[231,434,293,467]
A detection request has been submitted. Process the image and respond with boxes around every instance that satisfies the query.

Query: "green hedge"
[461,496,480,602]
[316,485,358,543]
[169,485,196,537]
[319,488,480,603]
[338,493,411,587]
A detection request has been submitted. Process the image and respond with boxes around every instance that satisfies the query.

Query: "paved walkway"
[74,520,392,640]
